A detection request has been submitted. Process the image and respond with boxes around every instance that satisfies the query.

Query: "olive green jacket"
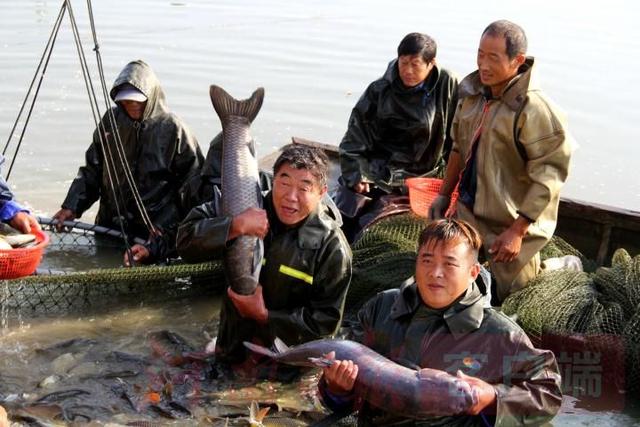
[340,60,458,192]
[62,60,203,246]
[176,192,352,362]
[320,280,562,426]
[452,57,573,288]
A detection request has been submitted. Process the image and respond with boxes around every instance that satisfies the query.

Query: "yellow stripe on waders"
[278,265,313,285]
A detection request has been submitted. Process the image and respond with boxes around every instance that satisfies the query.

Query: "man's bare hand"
[52,208,76,232]
[227,284,268,324]
[9,211,41,234]
[489,216,530,263]
[322,351,358,395]
[124,244,150,266]
[457,371,497,415]
[229,207,268,241]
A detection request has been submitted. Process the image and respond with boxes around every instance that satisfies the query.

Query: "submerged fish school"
[1,3,639,426]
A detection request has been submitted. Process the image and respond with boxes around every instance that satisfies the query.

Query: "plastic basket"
[0,229,49,279]
[405,177,459,218]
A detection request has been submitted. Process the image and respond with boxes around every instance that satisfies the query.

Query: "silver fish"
[209,85,265,295]
[244,338,477,418]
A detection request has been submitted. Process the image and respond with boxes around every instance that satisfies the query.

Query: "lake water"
[1,0,639,216]
[1,0,640,425]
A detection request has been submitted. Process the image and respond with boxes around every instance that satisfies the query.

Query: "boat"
[280,136,640,266]
[2,135,638,315]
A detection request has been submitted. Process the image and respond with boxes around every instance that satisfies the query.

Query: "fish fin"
[252,238,263,283]
[243,341,278,358]
[209,85,265,125]
[273,337,290,354]
[249,400,269,426]
[308,357,334,367]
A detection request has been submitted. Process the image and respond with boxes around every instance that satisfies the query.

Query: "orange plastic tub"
[0,229,49,279]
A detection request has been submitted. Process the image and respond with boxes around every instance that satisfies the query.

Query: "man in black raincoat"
[53,60,203,263]
[177,144,352,378]
[319,219,562,426]
[334,32,458,241]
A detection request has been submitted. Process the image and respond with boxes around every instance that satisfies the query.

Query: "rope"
[85,0,158,238]
[64,0,136,262]
[2,1,67,180]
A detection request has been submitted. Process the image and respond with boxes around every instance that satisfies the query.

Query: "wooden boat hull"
[261,137,640,266]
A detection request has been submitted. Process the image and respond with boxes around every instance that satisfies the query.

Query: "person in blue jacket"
[0,156,40,233]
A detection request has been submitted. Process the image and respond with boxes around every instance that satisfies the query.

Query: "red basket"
[0,229,49,279]
[405,177,459,218]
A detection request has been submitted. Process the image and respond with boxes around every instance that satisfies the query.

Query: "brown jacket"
[452,58,573,295]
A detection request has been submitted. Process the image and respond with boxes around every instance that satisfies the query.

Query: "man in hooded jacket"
[53,60,203,263]
[429,21,572,303]
[334,32,458,242]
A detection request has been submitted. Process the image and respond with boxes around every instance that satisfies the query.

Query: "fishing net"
[0,219,225,315]
[503,248,640,399]
[347,212,640,400]
[346,213,427,311]
[345,212,585,312]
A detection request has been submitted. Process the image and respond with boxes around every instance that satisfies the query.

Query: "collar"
[390,279,486,340]
[458,56,537,112]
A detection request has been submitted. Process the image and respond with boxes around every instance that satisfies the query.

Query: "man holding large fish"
[177,88,352,375]
[319,219,562,425]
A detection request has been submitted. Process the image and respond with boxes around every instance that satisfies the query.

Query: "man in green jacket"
[53,60,204,264]
[335,32,458,241]
[430,21,572,302]
[319,219,562,426]
[177,144,352,376]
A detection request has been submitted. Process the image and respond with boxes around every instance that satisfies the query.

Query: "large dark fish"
[147,330,210,366]
[209,85,265,295]
[244,338,476,418]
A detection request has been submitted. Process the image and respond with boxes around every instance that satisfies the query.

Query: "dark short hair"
[273,144,329,188]
[482,20,527,59]
[397,32,437,63]
[418,219,482,258]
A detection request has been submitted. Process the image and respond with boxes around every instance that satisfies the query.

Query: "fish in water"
[147,330,211,367]
[244,338,477,418]
[209,85,265,295]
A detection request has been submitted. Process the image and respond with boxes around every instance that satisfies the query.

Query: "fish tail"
[209,85,265,124]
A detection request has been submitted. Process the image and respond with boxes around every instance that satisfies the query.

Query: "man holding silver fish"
[177,144,352,375]
[319,219,562,425]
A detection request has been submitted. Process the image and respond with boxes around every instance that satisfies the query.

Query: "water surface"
[1,0,639,425]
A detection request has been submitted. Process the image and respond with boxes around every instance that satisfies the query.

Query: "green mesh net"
[347,213,638,400]
[346,213,427,311]
[0,221,225,315]
[503,249,640,399]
